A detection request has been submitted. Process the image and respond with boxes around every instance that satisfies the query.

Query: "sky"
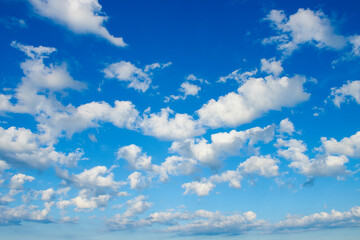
[0,0,360,239]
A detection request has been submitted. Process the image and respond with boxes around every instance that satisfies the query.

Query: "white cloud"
[330,80,360,107]
[276,138,349,177]
[349,35,360,57]
[61,166,124,193]
[117,144,152,171]
[165,82,201,102]
[321,131,360,158]
[182,181,215,197]
[38,100,139,142]
[128,171,150,190]
[9,173,35,189]
[260,58,283,76]
[0,42,86,117]
[29,0,126,46]
[153,156,198,182]
[140,108,205,141]
[0,126,84,169]
[186,74,208,84]
[275,206,360,232]
[56,189,111,211]
[104,61,171,92]
[239,155,279,177]
[37,187,69,202]
[218,69,257,83]
[123,195,153,218]
[198,75,309,128]
[107,195,153,230]
[279,118,295,135]
[263,9,347,55]
[171,124,275,168]
[163,210,263,235]
[0,203,52,225]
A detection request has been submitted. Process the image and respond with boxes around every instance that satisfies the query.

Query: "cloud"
[117,144,153,171]
[276,138,349,177]
[128,171,150,190]
[56,189,111,211]
[186,74,208,84]
[165,82,201,102]
[9,173,35,189]
[59,166,124,193]
[170,124,275,168]
[0,126,84,169]
[28,0,126,46]
[104,61,171,92]
[279,118,295,135]
[321,130,360,158]
[117,144,198,185]
[140,108,205,141]
[239,155,279,177]
[182,154,279,196]
[274,206,360,233]
[182,181,215,196]
[0,203,53,225]
[263,9,347,55]
[260,58,283,76]
[218,69,257,83]
[0,42,86,116]
[107,195,153,230]
[197,75,309,128]
[330,80,360,107]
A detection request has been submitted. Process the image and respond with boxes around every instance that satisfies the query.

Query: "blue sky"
[1,0,360,239]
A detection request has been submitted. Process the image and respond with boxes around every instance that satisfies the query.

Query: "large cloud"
[263,8,347,54]
[29,0,126,46]
[197,75,309,128]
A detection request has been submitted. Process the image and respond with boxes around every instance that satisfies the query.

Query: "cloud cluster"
[263,9,346,54]
[330,80,360,107]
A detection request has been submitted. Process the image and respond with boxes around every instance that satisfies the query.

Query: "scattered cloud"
[104,61,171,92]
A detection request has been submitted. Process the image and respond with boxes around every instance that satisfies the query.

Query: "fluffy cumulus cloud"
[260,58,283,76]
[0,203,53,225]
[55,166,126,211]
[263,8,347,54]
[182,181,215,196]
[0,126,83,169]
[239,155,279,177]
[171,124,275,168]
[140,108,205,141]
[279,118,295,135]
[198,75,309,128]
[330,80,360,107]
[28,0,126,46]
[59,165,124,193]
[117,144,198,185]
[117,144,152,171]
[104,61,171,92]
[0,42,85,116]
[321,131,360,158]
[276,138,349,177]
[182,154,279,197]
